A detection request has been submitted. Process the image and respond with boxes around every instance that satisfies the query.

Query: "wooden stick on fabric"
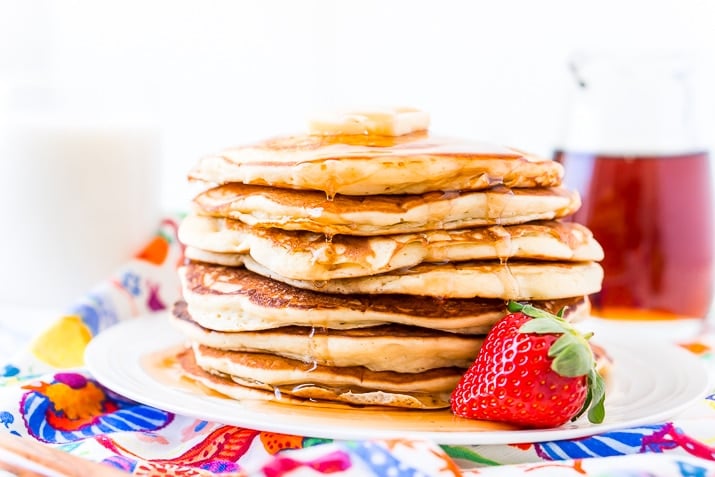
[0,432,129,477]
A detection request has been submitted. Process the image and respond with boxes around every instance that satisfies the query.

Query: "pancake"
[176,347,314,405]
[192,183,581,236]
[170,302,484,373]
[188,133,564,196]
[192,343,462,393]
[192,344,457,409]
[179,214,604,280]
[243,256,604,300]
[178,262,591,333]
[185,247,247,267]
[178,342,613,410]
[177,347,446,409]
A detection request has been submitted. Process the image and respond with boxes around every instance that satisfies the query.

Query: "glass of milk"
[0,114,162,308]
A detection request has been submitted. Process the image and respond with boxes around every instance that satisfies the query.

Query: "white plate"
[85,314,710,445]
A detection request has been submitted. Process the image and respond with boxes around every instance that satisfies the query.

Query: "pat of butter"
[308,107,430,137]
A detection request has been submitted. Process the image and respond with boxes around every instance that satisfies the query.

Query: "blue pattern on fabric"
[0,411,13,428]
[1,365,20,377]
[347,441,427,477]
[121,272,142,297]
[676,460,709,477]
[19,374,173,444]
[102,455,138,473]
[69,294,118,335]
[536,425,666,460]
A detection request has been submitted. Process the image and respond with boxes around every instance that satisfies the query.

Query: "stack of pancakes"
[172,108,604,410]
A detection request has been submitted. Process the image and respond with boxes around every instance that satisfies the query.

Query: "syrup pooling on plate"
[140,345,230,400]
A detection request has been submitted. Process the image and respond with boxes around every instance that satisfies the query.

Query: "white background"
[2,0,715,212]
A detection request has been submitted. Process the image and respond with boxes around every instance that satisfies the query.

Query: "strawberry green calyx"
[507,300,606,424]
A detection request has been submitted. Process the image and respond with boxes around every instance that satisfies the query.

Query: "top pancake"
[188,132,564,196]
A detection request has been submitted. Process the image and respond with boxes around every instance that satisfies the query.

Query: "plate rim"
[85,313,711,445]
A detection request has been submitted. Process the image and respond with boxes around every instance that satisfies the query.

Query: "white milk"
[0,116,161,307]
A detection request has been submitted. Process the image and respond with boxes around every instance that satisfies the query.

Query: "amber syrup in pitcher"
[555,150,714,319]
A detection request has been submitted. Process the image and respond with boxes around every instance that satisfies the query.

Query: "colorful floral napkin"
[1,218,715,476]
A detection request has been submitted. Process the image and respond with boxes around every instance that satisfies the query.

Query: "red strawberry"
[451,301,606,429]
